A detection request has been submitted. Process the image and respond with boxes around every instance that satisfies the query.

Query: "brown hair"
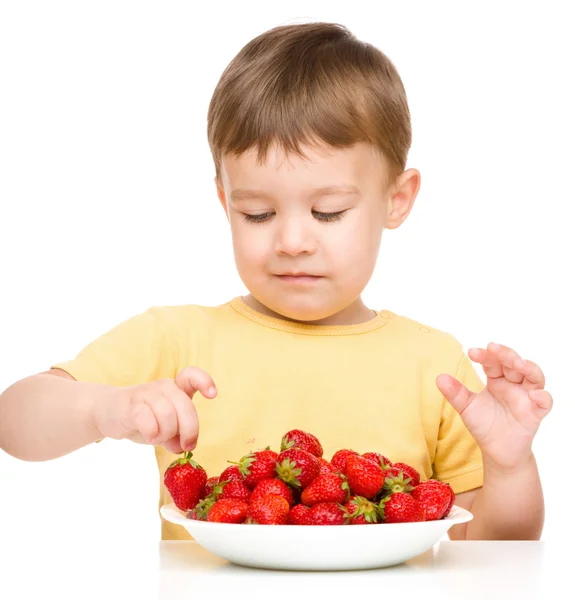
[207,22,411,185]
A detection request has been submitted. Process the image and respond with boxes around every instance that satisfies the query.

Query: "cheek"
[231,223,269,266]
[332,216,382,268]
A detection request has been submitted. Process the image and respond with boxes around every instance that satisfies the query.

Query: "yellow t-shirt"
[52,296,484,540]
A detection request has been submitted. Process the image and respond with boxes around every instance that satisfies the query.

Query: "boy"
[0,22,552,541]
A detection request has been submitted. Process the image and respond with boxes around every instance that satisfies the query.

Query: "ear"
[215,177,229,218]
[386,168,421,229]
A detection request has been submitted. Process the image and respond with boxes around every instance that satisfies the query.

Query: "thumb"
[175,366,217,400]
[436,373,475,415]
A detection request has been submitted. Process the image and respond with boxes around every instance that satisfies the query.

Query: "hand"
[436,342,553,471]
[94,367,217,454]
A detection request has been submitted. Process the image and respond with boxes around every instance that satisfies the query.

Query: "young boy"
[0,22,552,541]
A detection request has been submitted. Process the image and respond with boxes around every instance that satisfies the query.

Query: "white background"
[1,0,573,552]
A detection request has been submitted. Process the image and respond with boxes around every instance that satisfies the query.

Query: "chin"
[267,297,340,323]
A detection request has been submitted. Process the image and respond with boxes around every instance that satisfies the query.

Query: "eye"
[242,212,274,223]
[242,210,348,224]
[314,210,347,222]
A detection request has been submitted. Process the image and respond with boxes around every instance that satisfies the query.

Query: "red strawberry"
[411,480,455,520]
[163,451,207,511]
[218,465,244,484]
[207,498,249,523]
[288,503,311,525]
[250,478,294,506]
[393,462,421,487]
[330,449,359,473]
[379,492,425,523]
[345,454,386,499]
[318,457,340,476]
[423,479,455,517]
[343,495,380,524]
[380,467,415,497]
[201,476,220,499]
[186,496,215,521]
[219,479,252,503]
[230,448,279,489]
[442,482,455,516]
[362,452,393,469]
[301,473,350,506]
[307,502,347,525]
[246,495,290,525]
[280,429,323,458]
[276,448,320,489]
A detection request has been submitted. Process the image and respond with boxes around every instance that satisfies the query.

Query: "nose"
[274,216,316,256]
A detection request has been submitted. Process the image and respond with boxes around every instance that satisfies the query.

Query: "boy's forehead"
[220,142,387,192]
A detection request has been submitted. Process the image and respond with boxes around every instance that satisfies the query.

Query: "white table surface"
[3,538,566,600]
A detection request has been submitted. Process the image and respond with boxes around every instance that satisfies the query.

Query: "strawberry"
[379,467,415,497]
[218,465,245,484]
[246,494,290,525]
[362,452,393,469]
[411,480,455,520]
[307,502,347,525]
[301,473,350,506]
[442,482,455,516]
[330,449,359,473]
[230,448,279,489]
[280,429,323,458]
[393,462,421,487]
[423,479,455,517]
[187,496,216,521]
[345,454,386,499]
[379,492,425,523]
[318,457,340,476]
[288,503,311,525]
[163,451,207,511]
[201,476,220,499]
[343,495,380,524]
[250,478,294,507]
[276,448,320,489]
[207,498,249,523]
[218,479,252,503]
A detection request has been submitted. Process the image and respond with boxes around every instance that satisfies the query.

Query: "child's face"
[217,142,419,323]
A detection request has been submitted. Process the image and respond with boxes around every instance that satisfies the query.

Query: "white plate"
[160,503,473,571]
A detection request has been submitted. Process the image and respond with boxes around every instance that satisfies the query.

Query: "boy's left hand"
[436,342,553,471]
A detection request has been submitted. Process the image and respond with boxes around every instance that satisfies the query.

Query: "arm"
[0,366,217,462]
[0,369,109,461]
[464,454,544,540]
[0,308,219,462]
[449,453,544,541]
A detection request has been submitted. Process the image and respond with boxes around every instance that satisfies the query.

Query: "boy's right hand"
[94,367,217,455]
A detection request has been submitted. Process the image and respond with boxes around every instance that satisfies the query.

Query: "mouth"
[275,273,323,283]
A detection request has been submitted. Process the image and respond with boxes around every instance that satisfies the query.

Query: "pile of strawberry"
[164,429,455,525]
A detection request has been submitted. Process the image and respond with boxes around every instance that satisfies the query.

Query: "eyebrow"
[230,185,361,202]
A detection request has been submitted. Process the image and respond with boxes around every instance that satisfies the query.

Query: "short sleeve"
[51,307,176,387]
[433,353,485,494]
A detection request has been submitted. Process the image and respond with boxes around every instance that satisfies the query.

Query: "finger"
[169,387,200,451]
[132,402,160,444]
[468,346,504,379]
[148,395,178,445]
[478,343,524,384]
[162,436,185,455]
[528,389,553,414]
[516,359,546,391]
[491,343,527,383]
[175,366,218,400]
[436,373,476,416]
